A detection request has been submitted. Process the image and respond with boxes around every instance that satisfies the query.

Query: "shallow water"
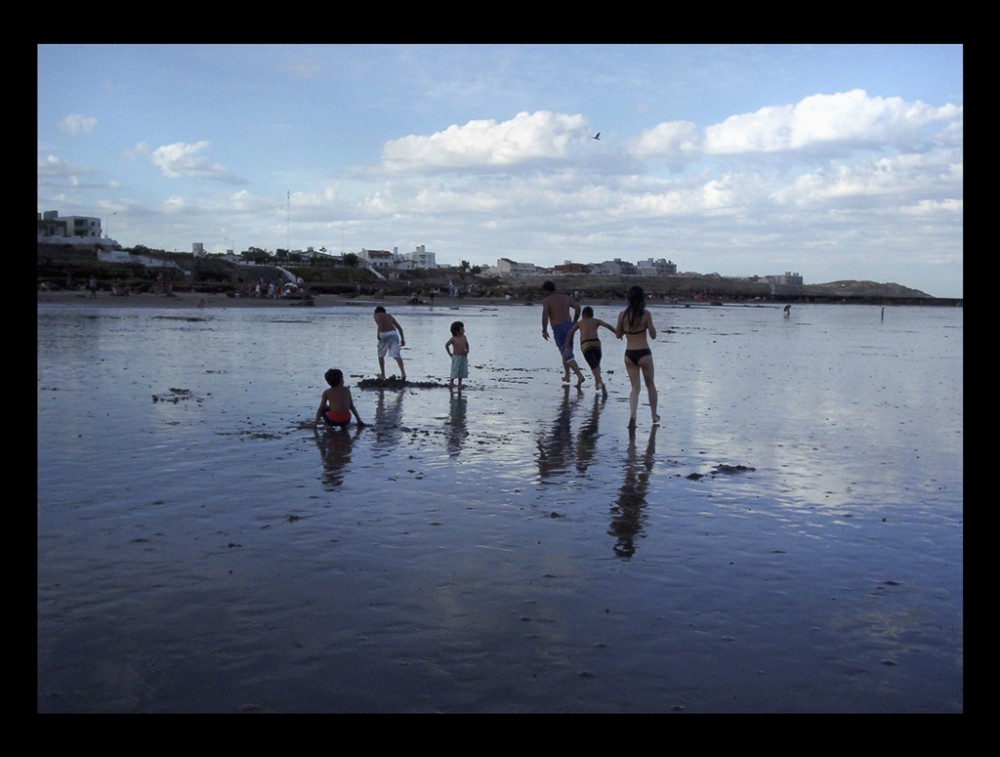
[37,299,963,713]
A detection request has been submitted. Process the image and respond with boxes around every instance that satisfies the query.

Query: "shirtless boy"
[373,306,406,381]
[562,306,615,396]
[540,280,586,386]
[315,368,366,428]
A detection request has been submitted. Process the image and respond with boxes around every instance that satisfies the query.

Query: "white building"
[37,210,105,243]
[495,258,537,277]
[398,244,436,269]
[357,248,396,269]
[635,258,678,276]
[769,271,803,286]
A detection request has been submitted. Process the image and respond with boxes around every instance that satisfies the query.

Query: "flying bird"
[592,132,601,140]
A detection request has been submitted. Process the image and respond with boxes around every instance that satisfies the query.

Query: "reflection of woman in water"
[314,425,361,490]
[609,426,657,558]
[536,384,582,480]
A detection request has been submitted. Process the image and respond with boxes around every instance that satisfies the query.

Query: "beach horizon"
[35,289,550,311]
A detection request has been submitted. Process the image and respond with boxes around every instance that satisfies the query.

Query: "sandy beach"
[37,296,963,712]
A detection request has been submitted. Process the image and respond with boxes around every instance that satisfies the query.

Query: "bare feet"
[601,384,608,398]
[627,417,637,430]
[652,414,661,426]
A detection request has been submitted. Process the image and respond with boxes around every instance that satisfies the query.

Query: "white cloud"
[381,111,590,173]
[771,151,963,207]
[37,154,100,187]
[703,89,961,155]
[125,142,151,160]
[629,121,701,167]
[58,114,97,136]
[150,141,242,183]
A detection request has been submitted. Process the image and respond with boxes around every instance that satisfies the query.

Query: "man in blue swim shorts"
[540,280,587,386]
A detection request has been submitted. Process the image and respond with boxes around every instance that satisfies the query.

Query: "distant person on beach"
[540,280,587,386]
[562,306,615,396]
[783,304,791,316]
[374,305,406,381]
[616,285,659,429]
[445,320,470,390]
[314,368,366,428]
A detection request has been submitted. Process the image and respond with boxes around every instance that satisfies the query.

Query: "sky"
[37,44,963,297]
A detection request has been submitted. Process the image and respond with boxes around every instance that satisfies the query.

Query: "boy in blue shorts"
[445,321,470,390]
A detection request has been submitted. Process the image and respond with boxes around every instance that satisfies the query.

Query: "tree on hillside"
[343,253,359,267]
[241,247,271,264]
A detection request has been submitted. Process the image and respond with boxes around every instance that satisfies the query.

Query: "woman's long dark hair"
[625,286,646,331]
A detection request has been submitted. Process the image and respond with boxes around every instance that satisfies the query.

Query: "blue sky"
[37,44,963,297]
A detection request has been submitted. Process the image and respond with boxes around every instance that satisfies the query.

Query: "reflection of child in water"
[314,368,366,428]
[445,321,470,390]
[314,424,361,490]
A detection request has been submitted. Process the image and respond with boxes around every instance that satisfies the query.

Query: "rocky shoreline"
[37,243,961,307]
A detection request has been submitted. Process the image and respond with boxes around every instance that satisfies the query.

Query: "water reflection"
[372,388,405,452]
[314,425,362,490]
[575,393,606,474]
[536,385,583,480]
[446,392,468,458]
[609,425,657,558]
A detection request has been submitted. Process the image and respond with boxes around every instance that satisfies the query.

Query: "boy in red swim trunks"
[314,368,366,428]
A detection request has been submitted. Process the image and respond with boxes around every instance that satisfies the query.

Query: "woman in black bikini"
[615,285,659,429]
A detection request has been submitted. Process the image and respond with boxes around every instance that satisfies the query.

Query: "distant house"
[591,258,637,276]
[37,210,103,243]
[495,258,537,277]
[357,249,396,270]
[553,262,590,275]
[635,258,677,276]
[398,244,437,270]
[768,271,803,286]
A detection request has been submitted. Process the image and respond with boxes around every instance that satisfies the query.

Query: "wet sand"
[36,298,963,712]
